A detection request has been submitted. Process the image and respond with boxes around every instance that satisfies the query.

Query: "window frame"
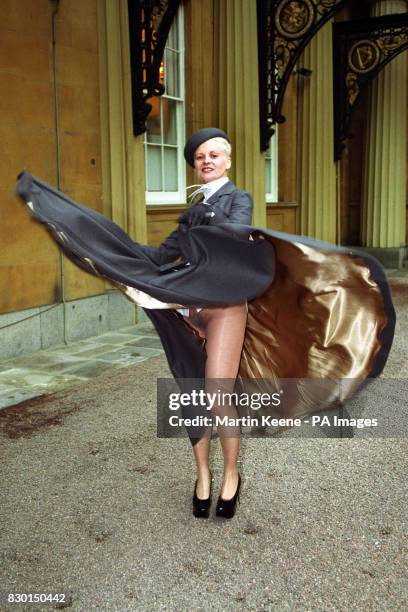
[144,5,186,205]
[265,131,279,204]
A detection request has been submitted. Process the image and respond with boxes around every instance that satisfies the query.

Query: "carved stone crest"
[276,0,314,38]
[348,40,381,74]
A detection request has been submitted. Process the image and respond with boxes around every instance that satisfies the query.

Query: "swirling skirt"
[16,171,396,438]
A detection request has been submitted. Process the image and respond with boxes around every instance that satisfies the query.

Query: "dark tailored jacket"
[141,180,253,267]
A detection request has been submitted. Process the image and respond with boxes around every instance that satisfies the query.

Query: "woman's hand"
[178,203,214,228]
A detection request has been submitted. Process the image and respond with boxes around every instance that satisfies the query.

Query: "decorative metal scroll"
[257,0,350,151]
[333,12,408,160]
[127,0,181,136]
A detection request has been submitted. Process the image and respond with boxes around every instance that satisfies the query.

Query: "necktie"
[186,184,211,204]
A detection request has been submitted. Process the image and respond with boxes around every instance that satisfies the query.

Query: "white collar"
[201,176,229,201]
[186,177,229,204]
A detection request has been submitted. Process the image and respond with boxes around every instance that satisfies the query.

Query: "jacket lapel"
[206,180,236,205]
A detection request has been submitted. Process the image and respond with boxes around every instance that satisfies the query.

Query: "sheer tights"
[187,303,247,501]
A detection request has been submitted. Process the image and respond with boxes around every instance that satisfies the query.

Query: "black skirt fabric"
[15,172,275,307]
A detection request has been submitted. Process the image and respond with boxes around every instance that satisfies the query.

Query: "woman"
[140,128,253,519]
[16,128,396,522]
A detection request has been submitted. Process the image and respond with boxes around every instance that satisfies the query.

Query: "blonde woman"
[141,128,253,519]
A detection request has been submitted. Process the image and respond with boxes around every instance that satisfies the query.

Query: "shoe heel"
[192,476,212,519]
[215,474,241,520]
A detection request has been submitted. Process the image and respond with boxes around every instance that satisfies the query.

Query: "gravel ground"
[0,277,407,612]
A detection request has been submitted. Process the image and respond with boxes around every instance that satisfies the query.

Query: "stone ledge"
[0,291,136,361]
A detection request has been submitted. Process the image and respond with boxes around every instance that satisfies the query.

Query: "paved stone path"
[0,323,163,411]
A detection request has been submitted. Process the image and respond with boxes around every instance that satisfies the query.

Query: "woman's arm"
[226,191,253,224]
[139,228,183,266]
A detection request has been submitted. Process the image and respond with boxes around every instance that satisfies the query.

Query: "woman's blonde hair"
[210,137,232,157]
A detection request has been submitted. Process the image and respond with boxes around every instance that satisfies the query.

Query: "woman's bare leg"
[192,435,212,499]
[200,303,247,500]
[187,310,212,499]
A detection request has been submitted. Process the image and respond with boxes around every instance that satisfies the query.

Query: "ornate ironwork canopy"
[333,12,408,160]
[127,0,181,136]
[257,0,351,151]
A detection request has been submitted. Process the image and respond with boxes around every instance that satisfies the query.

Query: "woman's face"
[194,139,231,184]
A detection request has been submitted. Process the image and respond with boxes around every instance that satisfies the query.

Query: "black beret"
[184,128,230,167]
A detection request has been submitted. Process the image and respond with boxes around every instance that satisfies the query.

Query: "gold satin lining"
[238,236,388,417]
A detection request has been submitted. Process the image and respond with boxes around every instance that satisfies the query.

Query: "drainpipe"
[50,0,69,345]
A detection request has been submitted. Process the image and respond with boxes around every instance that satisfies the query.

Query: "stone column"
[299,20,337,243]
[361,0,407,265]
[98,0,147,243]
[215,0,266,227]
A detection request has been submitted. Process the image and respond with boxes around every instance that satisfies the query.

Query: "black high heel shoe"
[216,474,241,519]
[192,475,212,519]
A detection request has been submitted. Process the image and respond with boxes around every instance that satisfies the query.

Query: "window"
[144,6,185,204]
[265,131,278,203]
